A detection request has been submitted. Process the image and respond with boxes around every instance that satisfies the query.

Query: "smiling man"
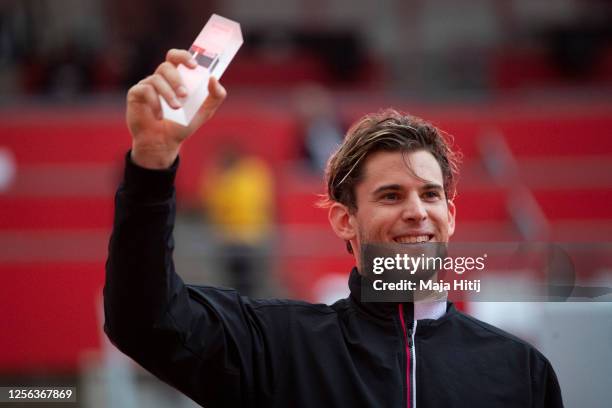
[104,49,563,408]
[324,114,457,259]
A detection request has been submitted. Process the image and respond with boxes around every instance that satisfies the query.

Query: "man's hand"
[126,49,227,169]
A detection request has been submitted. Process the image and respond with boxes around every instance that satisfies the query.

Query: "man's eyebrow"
[371,182,444,196]
[421,183,444,191]
[372,184,402,195]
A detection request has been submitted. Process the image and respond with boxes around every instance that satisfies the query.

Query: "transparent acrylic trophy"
[160,14,243,126]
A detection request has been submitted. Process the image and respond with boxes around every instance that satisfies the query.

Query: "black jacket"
[104,153,564,408]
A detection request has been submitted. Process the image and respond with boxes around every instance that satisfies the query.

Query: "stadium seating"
[1,100,611,370]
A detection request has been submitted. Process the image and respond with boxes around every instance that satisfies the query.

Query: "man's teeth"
[395,235,430,243]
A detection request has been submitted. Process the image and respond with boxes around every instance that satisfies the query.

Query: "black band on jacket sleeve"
[122,150,179,201]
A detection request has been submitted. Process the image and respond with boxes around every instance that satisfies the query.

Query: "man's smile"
[392,234,435,244]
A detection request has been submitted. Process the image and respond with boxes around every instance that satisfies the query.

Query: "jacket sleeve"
[532,351,564,408]
[103,152,282,407]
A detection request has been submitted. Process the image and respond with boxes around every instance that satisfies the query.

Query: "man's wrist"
[131,143,180,170]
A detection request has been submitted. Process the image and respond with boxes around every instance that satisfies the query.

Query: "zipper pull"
[407,327,413,347]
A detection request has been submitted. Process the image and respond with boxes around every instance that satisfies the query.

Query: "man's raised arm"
[103,50,281,407]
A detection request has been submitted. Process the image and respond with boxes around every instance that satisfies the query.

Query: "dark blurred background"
[2,0,612,97]
[1,0,611,407]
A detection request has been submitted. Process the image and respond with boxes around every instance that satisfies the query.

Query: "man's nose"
[401,192,427,222]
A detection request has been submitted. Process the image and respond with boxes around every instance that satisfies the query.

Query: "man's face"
[344,149,456,263]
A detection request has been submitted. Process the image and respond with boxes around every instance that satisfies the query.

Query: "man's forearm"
[103,151,182,347]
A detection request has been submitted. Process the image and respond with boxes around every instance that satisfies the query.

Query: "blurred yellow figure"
[200,148,273,295]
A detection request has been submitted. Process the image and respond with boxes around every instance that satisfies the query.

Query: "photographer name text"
[372,279,481,293]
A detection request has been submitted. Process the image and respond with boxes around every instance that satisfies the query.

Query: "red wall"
[1,101,611,372]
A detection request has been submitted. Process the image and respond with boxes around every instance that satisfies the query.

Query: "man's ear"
[328,202,357,241]
[447,199,456,237]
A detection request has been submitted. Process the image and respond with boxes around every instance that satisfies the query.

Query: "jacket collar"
[348,267,449,322]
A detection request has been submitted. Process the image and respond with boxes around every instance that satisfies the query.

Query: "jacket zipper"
[410,320,417,408]
[398,304,416,408]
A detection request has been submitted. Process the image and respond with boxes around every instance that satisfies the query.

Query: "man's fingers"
[140,84,163,120]
[128,82,163,120]
[200,77,226,116]
[190,77,227,129]
[142,74,181,109]
[155,62,188,98]
[166,49,197,69]
[208,76,227,101]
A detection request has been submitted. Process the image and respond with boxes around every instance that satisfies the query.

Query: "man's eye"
[423,191,441,200]
[382,193,399,201]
